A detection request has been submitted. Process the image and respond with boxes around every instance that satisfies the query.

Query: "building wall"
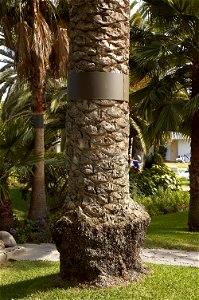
[178,140,190,157]
[166,139,190,161]
[170,140,178,161]
[166,143,171,161]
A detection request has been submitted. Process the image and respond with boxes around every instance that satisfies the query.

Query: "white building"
[165,133,190,162]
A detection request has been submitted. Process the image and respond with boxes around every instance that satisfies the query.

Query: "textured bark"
[29,123,47,225]
[188,63,199,231]
[28,46,47,225]
[28,80,47,225]
[53,0,150,286]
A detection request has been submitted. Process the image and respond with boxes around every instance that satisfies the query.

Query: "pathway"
[1,243,198,268]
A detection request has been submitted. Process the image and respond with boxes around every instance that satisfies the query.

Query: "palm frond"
[184,94,199,117]
[1,80,31,122]
[15,21,31,78]
[31,5,52,70]
[129,117,147,153]
[50,25,69,78]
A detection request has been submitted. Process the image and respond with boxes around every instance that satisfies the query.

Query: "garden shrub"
[45,151,67,212]
[144,152,165,170]
[130,164,181,196]
[133,189,189,217]
[129,164,187,216]
[14,219,51,243]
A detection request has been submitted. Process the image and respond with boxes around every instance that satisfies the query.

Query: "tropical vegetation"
[0,0,69,226]
[0,0,198,293]
[130,164,182,196]
[130,0,199,231]
[0,119,35,231]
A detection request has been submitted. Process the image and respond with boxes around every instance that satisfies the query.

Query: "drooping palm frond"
[0,0,70,81]
[15,20,31,78]
[50,25,69,79]
[129,116,147,154]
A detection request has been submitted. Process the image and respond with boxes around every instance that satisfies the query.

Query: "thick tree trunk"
[188,63,199,231]
[52,0,149,286]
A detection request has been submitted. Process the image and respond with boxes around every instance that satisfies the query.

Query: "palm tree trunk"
[28,0,48,226]
[28,113,47,226]
[53,0,149,286]
[188,63,199,231]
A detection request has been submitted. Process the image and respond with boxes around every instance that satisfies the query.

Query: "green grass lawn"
[0,261,198,300]
[145,211,199,251]
[10,188,30,220]
[165,162,189,169]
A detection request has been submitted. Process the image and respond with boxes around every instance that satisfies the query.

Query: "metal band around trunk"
[33,114,44,128]
[68,72,129,101]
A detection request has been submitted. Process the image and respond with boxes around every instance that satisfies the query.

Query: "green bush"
[130,164,181,196]
[45,151,67,212]
[133,189,189,217]
[15,219,51,243]
[144,152,165,169]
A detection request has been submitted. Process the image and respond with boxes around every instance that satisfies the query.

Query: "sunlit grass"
[145,212,199,251]
[0,261,198,300]
[165,162,189,169]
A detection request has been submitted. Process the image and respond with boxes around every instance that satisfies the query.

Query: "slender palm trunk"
[188,63,199,231]
[29,114,47,225]
[53,0,149,286]
[28,0,47,226]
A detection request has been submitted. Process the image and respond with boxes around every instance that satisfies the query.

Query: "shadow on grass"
[0,273,74,300]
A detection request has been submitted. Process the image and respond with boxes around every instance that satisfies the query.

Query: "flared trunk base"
[52,206,150,287]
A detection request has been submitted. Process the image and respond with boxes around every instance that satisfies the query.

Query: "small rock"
[6,246,27,260]
[0,231,16,247]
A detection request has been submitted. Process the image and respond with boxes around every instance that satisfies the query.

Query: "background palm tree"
[0,0,69,226]
[130,0,199,231]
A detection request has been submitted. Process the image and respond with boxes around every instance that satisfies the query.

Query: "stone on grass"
[0,231,16,247]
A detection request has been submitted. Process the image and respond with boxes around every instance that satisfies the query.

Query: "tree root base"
[52,208,150,287]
